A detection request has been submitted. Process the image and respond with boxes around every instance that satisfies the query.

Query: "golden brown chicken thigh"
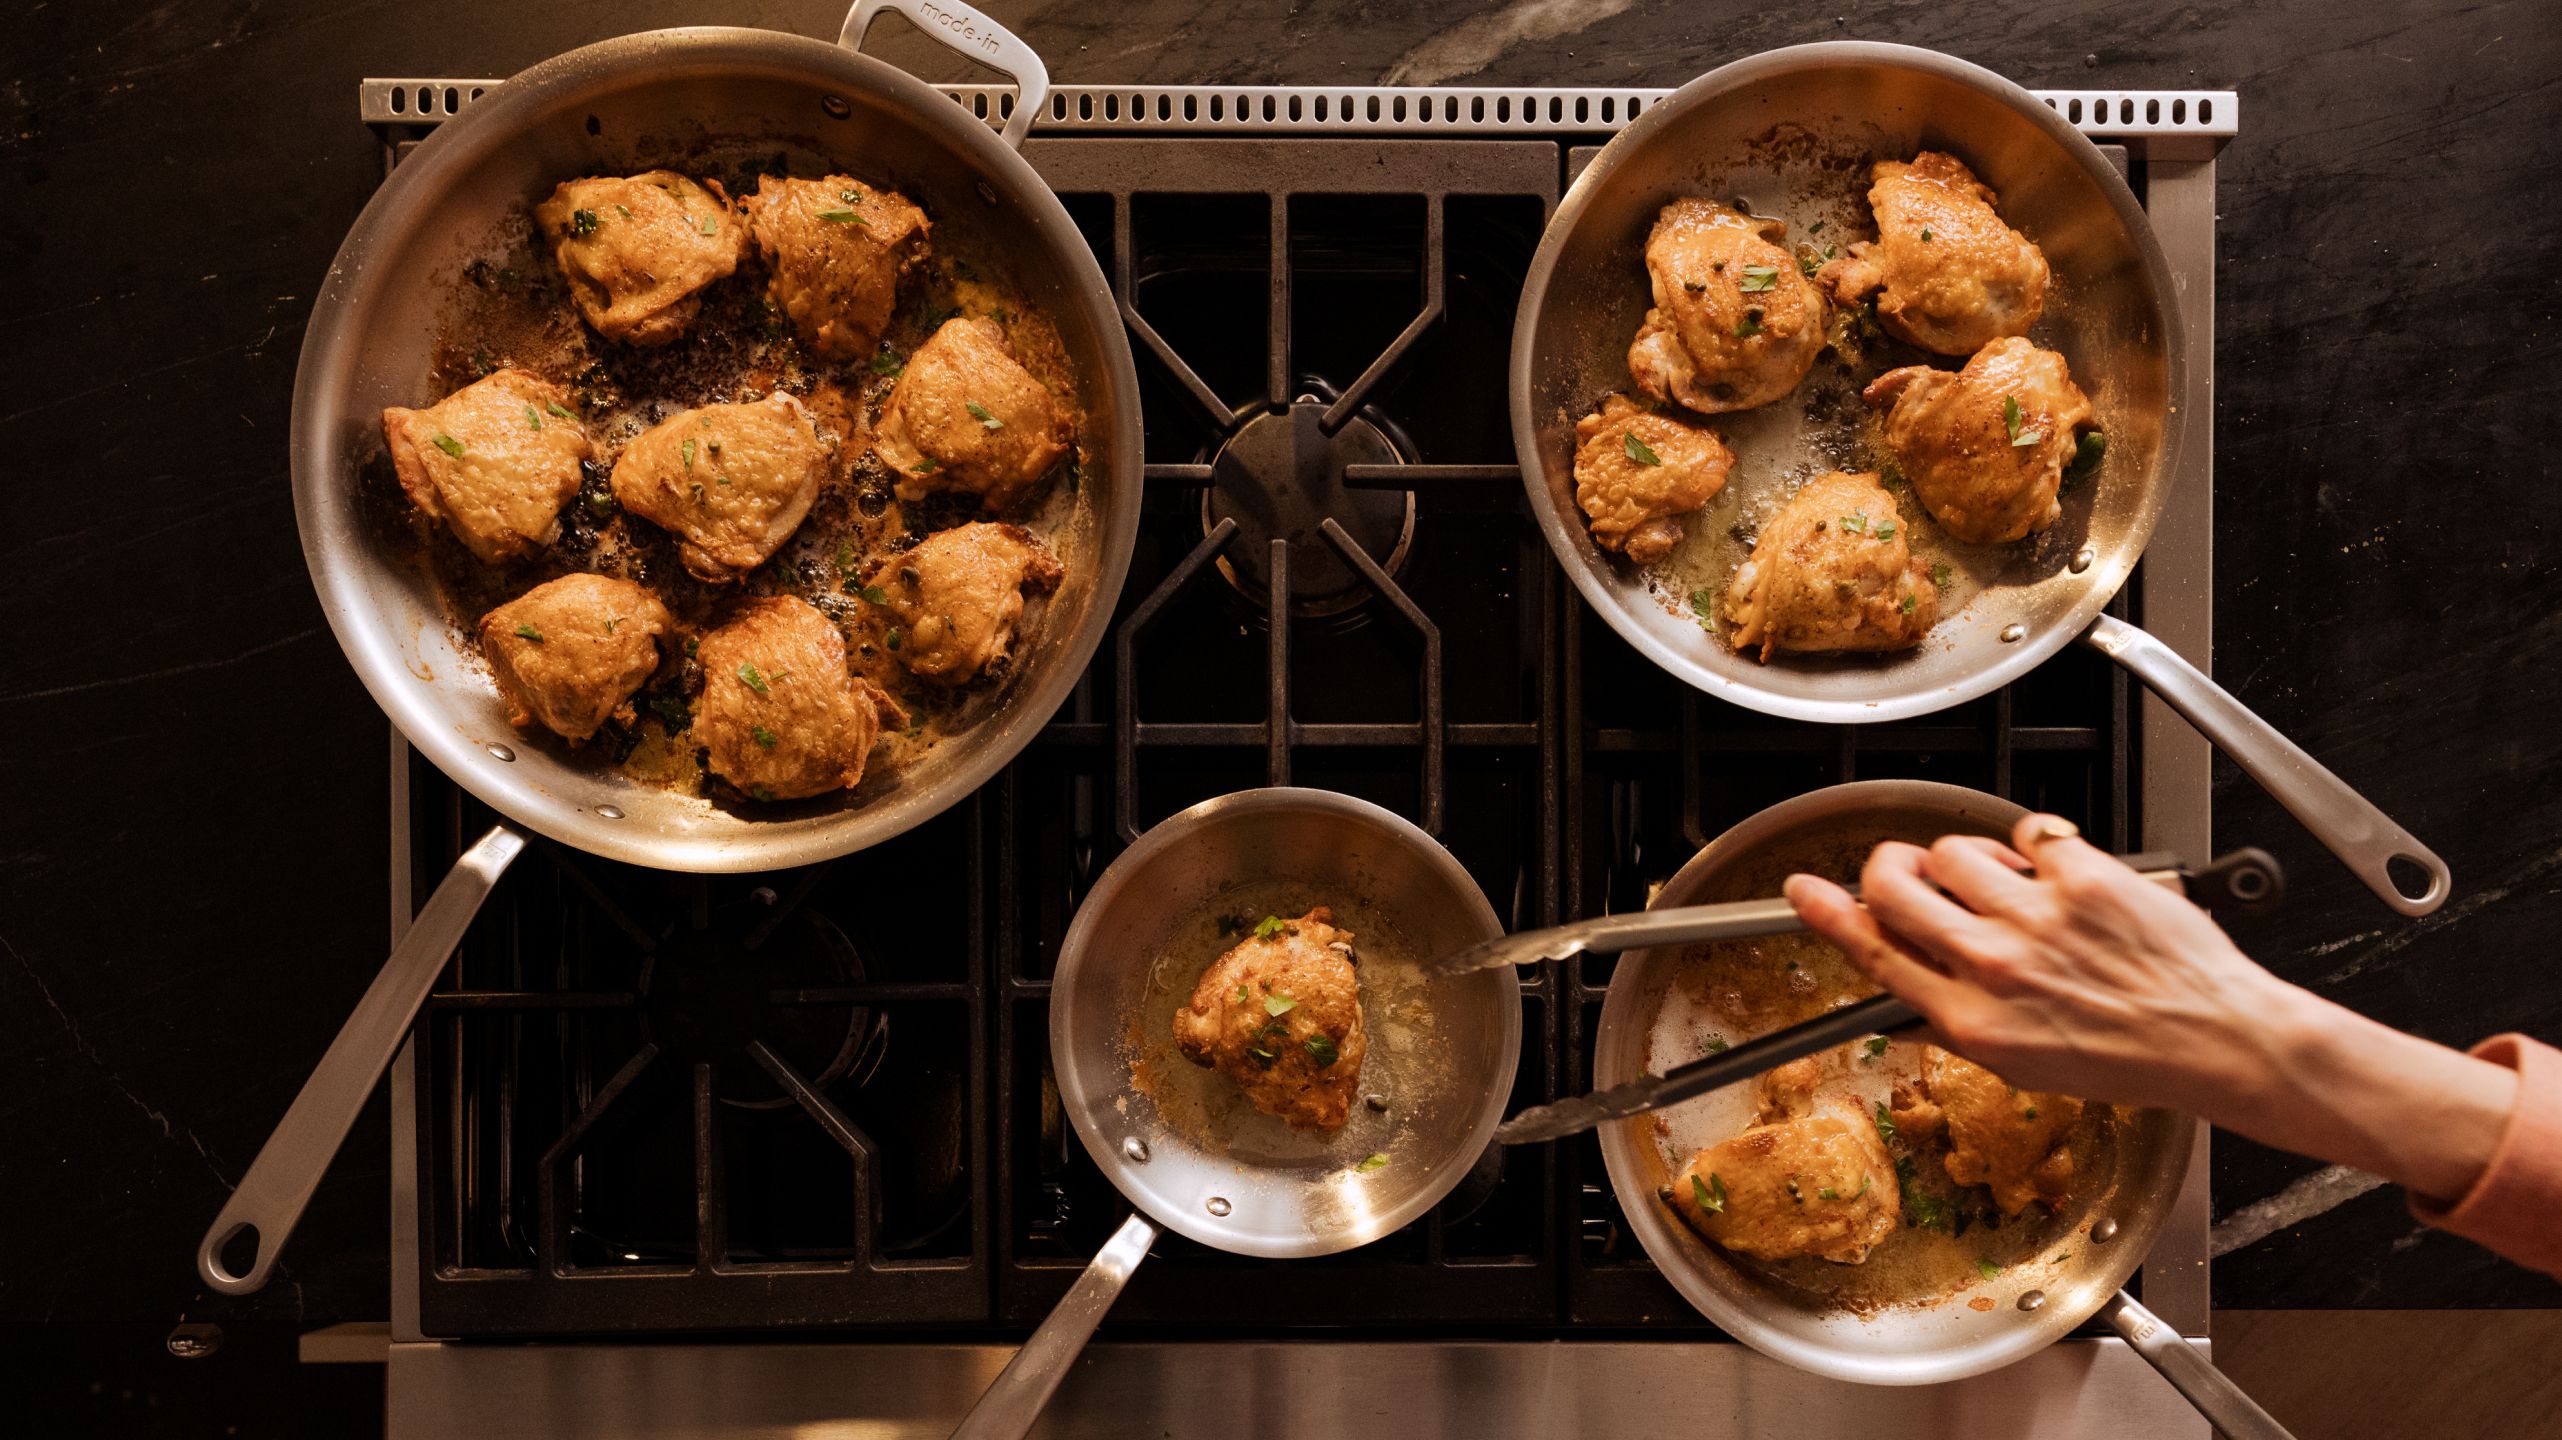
[693,597,904,801]
[875,317,1069,511]
[1865,337,2094,545]
[1723,470,1938,661]
[1569,394,1735,565]
[382,368,591,565]
[534,171,748,347]
[1172,907,1367,1133]
[478,575,673,743]
[1818,152,2049,357]
[741,175,933,362]
[1891,1047,2085,1218]
[1627,199,1829,415]
[1665,1059,1901,1264]
[870,522,1064,686]
[611,393,830,583]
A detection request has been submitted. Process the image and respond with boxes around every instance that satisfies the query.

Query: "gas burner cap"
[1202,395,1415,618]
[638,904,885,1109]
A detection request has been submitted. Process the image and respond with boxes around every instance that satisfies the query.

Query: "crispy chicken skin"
[741,175,933,363]
[382,368,591,564]
[1865,337,2095,545]
[694,597,904,802]
[1723,470,1938,662]
[1628,199,1829,415]
[1818,152,2050,357]
[533,171,748,347]
[1173,907,1368,1133]
[478,575,673,743]
[1570,394,1736,565]
[870,522,1065,686]
[610,393,829,583]
[1892,1047,2085,1218]
[875,317,1070,511]
[1666,1058,1901,1264]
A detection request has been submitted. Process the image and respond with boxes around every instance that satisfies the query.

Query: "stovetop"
[370,71,2232,1433]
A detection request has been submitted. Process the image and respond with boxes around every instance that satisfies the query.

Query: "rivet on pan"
[2091,1216,2121,1244]
[977,180,1000,205]
[596,804,625,821]
[750,887,778,907]
[2017,1289,2048,1312]
[1205,1196,1231,1217]
[821,94,853,119]
[1999,623,2027,644]
[1365,1094,1389,1113]
[1122,1137,1151,1163]
[487,743,516,762]
[2070,547,2096,574]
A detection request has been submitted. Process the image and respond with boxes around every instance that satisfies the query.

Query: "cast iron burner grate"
[393,119,2161,1339]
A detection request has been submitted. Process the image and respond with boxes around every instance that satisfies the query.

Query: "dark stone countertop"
[5,0,2557,1428]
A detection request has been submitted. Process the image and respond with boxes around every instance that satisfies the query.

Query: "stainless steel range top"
[351,75,2233,1438]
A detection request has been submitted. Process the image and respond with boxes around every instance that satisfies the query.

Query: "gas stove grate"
[378,83,2221,1341]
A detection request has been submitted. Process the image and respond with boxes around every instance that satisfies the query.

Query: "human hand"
[1783,813,2516,1203]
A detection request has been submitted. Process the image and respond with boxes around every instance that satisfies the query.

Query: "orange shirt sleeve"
[2407,1033,2562,1279]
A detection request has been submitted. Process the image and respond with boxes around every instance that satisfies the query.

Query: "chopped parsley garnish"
[681,438,697,470]
[816,208,864,225]
[684,637,699,658]
[1799,252,1824,278]
[1733,306,1765,338]
[871,346,905,376]
[840,188,862,204]
[1248,1046,1278,1066]
[604,617,622,634]
[544,400,574,419]
[1899,593,1917,614]
[2061,430,2107,491]
[2025,1106,2040,1120]
[913,456,939,475]
[1688,590,1717,631]
[1356,1152,1390,1174]
[512,623,544,643]
[737,663,770,694]
[1895,1153,1950,1231]
[1304,1034,1340,1067]
[1864,1035,1891,1059]
[886,628,903,651]
[615,204,631,219]
[857,584,889,604]
[751,725,778,748]
[650,692,690,730]
[1931,562,1954,588]
[1840,511,1870,536]
[1234,983,1251,1005]
[1623,430,1662,466]
[1702,1036,1730,1054]
[751,785,777,803]
[1252,915,1289,940]
[570,208,599,236]
[1738,264,1780,292]
[834,543,856,572]
[430,433,463,459]
[1873,1101,1897,1143]
[966,400,1004,432]
[524,405,542,431]
[1690,1172,1728,1214]
[1263,993,1297,1017]
[1818,1186,1839,1200]
[1976,1258,2004,1281]
[1874,516,1897,540]
[1808,219,1826,234]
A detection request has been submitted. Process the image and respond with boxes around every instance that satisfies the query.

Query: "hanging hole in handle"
[211,1221,262,1283]
[2229,867,2271,902]
[2385,853,2443,907]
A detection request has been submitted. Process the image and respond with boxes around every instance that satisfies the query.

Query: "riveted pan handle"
[2084,613,2451,916]
[840,0,1052,150]
[950,1211,1157,1440]
[196,825,527,1294]
[2100,1290,2299,1440]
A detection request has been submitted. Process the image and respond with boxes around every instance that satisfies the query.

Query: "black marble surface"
[6,0,2558,1430]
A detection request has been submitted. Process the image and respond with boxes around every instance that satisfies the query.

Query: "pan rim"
[1594,779,2195,1384]
[1510,40,2189,725]
[1048,787,1523,1258]
[290,25,1142,872]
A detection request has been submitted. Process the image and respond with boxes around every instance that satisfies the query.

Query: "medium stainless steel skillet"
[196,0,1143,1297]
[1511,42,2448,918]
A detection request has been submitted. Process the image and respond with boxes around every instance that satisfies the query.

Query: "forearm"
[2214,986,2519,1204]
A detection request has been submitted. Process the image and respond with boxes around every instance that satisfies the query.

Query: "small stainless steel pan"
[1511,41,2447,917]
[197,0,1143,1297]
[950,788,1521,1439]
[1591,780,2289,1438]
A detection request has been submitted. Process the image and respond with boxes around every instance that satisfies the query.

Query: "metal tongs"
[1441,848,2285,1146]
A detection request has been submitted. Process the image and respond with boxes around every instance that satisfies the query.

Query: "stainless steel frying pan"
[1512,42,2448,918]
[950,788,1522,1439]
[1595,780,2288,1437]
[196,0,1142,1296]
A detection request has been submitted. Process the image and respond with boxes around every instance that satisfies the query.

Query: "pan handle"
[195,825,527,1295]
[2099,1290,2298,1440]
[2083,613,2451,916]
[840,0,1052,151]
[951,1211,1157,1440]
